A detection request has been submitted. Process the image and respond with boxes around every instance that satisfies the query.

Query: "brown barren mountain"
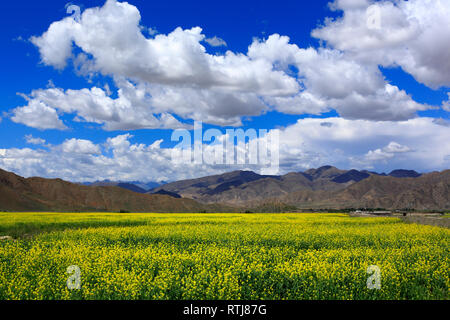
[150,166,370,205]
[152,167,449,210]
[1,166,448,212]
[0,169,229,212]
[256,170,450,210]
[325,170,450,210]
[150,167,350,203]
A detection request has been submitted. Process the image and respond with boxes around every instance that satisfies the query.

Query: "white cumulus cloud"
[312,0,450,89]
[249,35,430,120]
[31,0,298,96]
[0,118,449,182]
[25,135,46,145]
[11,100,67,130]
[61,138,101,155]
[22,0,437,130]
[442,93,450,112]
[364,142,412,161]
[205,36,227,47]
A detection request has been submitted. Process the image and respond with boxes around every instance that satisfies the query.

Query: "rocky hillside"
[152,166,448,210]
[0,169,229,212]
[1,166,446,212]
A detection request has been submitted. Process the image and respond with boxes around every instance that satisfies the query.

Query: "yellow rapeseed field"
[0,212,448,300]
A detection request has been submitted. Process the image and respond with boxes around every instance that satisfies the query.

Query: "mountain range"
[151,166,449,211]
[81,180,161,193]
[0,169,227,212]
[79,168,426,201]
[0,166,448,212]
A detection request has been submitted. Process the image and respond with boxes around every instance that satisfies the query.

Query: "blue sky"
[0,0,336,148]
[0,0,449,182]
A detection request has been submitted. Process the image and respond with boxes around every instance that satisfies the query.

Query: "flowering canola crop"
[0,212,448,300]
